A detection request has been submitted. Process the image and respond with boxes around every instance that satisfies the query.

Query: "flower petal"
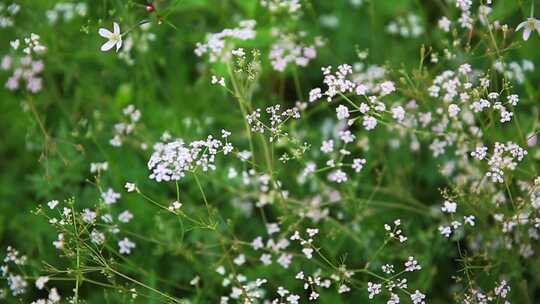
[101,40,116,51]
[523,28,532,41]
[115,39,123,52]
[99,28,112,38]
[113,22,120,35]
[516,21,527,32]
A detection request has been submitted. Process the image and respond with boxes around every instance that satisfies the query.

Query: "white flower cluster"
[481,142,528,183]
[410,290,426,304]
[428,65,479,103]
[493,212,540,258]
[384,219,407,243]
[260,0,301,14]
[350,63,390,95]
[368,254,425,303]
[295,270,332,301]
[211,75,226,87]
[290,228,319,259]
[195,20,256,62]
[441,200,457,214]
[110,104,142,147]
[29,287,61,304]
[3,34,46,93]
[392,64,526,159]
[438,198,476,238]
[461,279,511,304]
[20,33,47,55]
[386,14,424,38]
[404,256,422,272]
[31,276,61,303]
[46,2,87,24]
[455,0,473,29]
[494,280,511,300]
[0,3,20,28]
[442,1,499,33]
[3,246,27,266]
[271,286,301,303]
[310,64,355,102]
[251,229,293,269]
[229,278,267,302]
[44,194,137,258]
[493,59,535,84]
[148,133,232,182]
[268,29,323,72]
[217,267,267,304]
[367,281,381,299]
[2,247,28,296]
[90,161,108,174]
[311,127,367,184]
[309,64,397,132]
[296,189,340,222]
[247,105,300,142]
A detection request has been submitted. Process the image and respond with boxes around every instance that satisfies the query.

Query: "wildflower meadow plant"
[2,0,540,303]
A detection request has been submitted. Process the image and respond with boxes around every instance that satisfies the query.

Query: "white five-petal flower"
[516,17,540,41]
[99,22,123,52]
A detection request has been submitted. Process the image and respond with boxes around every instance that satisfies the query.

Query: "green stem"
[193,173,213,222]
[227,62,256,164]
[107,267,184,303]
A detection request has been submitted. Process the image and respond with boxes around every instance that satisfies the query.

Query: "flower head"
[99,22,123,52]
[118,237,136,254]
[516,17,540,41]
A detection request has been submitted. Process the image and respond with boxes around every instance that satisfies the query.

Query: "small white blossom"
[35,276,49,290]
[321,140,334,154]
[441,200,457,214]
[118,210,134,223]
[336,105,350,120]
[211,75,226,87]
[309,88,322,102]
[99,22,123,52]
[118,237,136,254]
[380,81,395,95]
[82,209,97,223]
[352,158,366,173]
[516,17,540,41]
[367,282,381,299]
[47,200,59,210]
[404,256,421,272]
[410,290,426,304]
[362,116,377,130]
[101,188,121,204]
[438,16,451,32]
[124,182,136,192]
